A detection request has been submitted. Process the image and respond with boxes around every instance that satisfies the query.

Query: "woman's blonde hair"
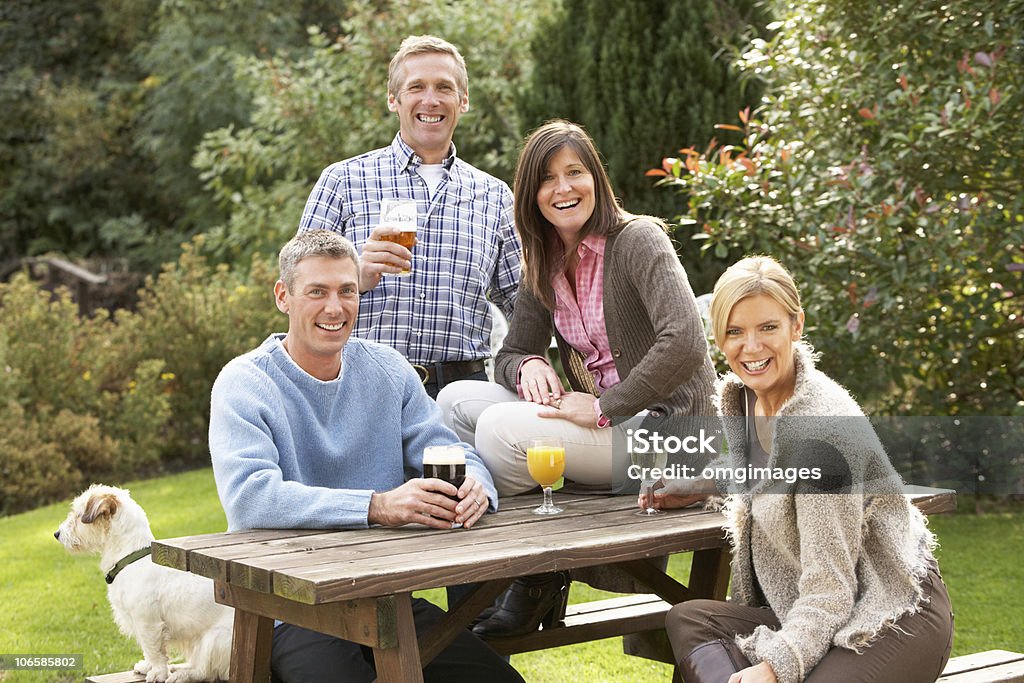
[709,256,802,347]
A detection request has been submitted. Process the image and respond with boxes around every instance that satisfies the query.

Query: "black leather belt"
[409,359,486,386]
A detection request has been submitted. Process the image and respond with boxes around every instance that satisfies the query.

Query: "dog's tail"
[187,621,233,681]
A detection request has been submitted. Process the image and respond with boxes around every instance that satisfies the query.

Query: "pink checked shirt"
[550,234,620,393]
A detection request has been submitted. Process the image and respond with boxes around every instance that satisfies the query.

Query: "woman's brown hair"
[513,120,627,310]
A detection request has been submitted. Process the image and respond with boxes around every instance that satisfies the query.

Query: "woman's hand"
[642,477,715,510]
[538,391,597,427]
[519,358,564,405]
[729,662,778,683]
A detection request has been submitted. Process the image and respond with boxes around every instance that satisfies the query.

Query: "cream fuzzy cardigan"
[715,343,937,683]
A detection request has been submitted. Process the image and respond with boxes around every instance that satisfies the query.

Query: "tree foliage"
[0,0,339,272]
[519,0,771,292]
[192,0,553,261]
[654,0,1024,415]
[0,241,280,514]
[0,0,164,268]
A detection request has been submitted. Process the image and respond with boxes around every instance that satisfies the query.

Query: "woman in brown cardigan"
[437,119,715,637]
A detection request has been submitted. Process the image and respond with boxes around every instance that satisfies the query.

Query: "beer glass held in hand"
[422,444,467,528]
[379,198,418,276]
[422,445,466,503]
[526,438,565,515]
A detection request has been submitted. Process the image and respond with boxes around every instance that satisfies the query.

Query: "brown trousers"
[666,564,954,682]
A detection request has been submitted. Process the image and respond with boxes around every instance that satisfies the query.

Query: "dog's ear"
[81,493,119,524]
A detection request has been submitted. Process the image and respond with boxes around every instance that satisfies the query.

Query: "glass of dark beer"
[423,445,466,503]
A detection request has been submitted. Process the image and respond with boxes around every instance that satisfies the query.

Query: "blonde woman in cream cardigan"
[650,256,953,683]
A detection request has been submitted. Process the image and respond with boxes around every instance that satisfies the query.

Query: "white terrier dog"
[55,484,232,683]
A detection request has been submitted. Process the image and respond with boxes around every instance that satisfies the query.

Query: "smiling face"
[275,255,360,380]
[536,146,596,246]
[388,52,469,164]
[721,294,804,409]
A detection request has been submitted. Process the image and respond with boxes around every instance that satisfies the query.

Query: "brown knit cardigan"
[495,218,716,420]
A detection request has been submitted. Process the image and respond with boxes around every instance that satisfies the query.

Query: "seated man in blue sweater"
[209,230,523,683]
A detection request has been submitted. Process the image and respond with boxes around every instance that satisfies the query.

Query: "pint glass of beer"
[379,198,418,276]
[422,445,467,503]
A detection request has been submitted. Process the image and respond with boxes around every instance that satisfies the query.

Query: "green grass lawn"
[1,469,1020,682]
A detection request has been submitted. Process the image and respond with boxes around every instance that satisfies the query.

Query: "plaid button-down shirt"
[299,134,521,365]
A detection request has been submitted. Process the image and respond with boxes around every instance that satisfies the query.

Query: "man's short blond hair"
[387,35,468,98]
[710,256,803,347]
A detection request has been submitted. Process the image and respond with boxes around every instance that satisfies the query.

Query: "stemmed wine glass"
[633,446,668,516]
[526,438,565,515]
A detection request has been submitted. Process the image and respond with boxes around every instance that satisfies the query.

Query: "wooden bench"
[938,650,1024,682]
[85,649,1024,683]
[85,673,146,683]
[485,592,673,655]
[82,595,675,682]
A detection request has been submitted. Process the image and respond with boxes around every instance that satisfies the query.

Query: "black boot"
[471,601,499,627]
[471,572,570,638]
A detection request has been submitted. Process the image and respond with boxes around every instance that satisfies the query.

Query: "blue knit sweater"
[210,334,499,531]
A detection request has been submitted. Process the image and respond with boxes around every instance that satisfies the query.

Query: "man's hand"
[367,478,458,529]
[453,476,490,529]
[519,358,563,405]
[538,391,597,427]
[729,662,778,683]
[359,225,415,292]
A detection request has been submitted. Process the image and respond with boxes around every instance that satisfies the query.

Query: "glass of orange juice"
[526,438,565,515]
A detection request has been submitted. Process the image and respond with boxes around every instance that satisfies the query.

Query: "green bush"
[654,0,1024,415]
[117,237,280,463]
[191,0,554,261]
[520,0,770,293]
[0,404,82,515]
[0,277,171,514]
[0,239,280,514]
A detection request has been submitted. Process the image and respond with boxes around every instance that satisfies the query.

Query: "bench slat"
[939,650,1024,682]
[485,595,671,655]
[85,673,145,683]
[940,662,1024,683]
[942,651,1024,676]
[565,593,667,618]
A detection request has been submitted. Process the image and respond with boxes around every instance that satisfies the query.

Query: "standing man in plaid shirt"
[298,35,521,399]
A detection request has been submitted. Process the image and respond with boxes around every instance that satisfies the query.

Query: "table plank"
[152,529,324,571]
[195,499,706,593]
[163,494,632,581]
[214,581,392,648]
[277,509,729,604]
[154,490,954,607]
[263,490,952,604]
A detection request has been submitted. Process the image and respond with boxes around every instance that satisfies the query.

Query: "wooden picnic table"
[152,487,955,683]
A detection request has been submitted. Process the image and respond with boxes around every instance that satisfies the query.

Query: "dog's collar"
[105,546,152,585]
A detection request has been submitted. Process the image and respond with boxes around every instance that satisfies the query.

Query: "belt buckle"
[411,363,430,384]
